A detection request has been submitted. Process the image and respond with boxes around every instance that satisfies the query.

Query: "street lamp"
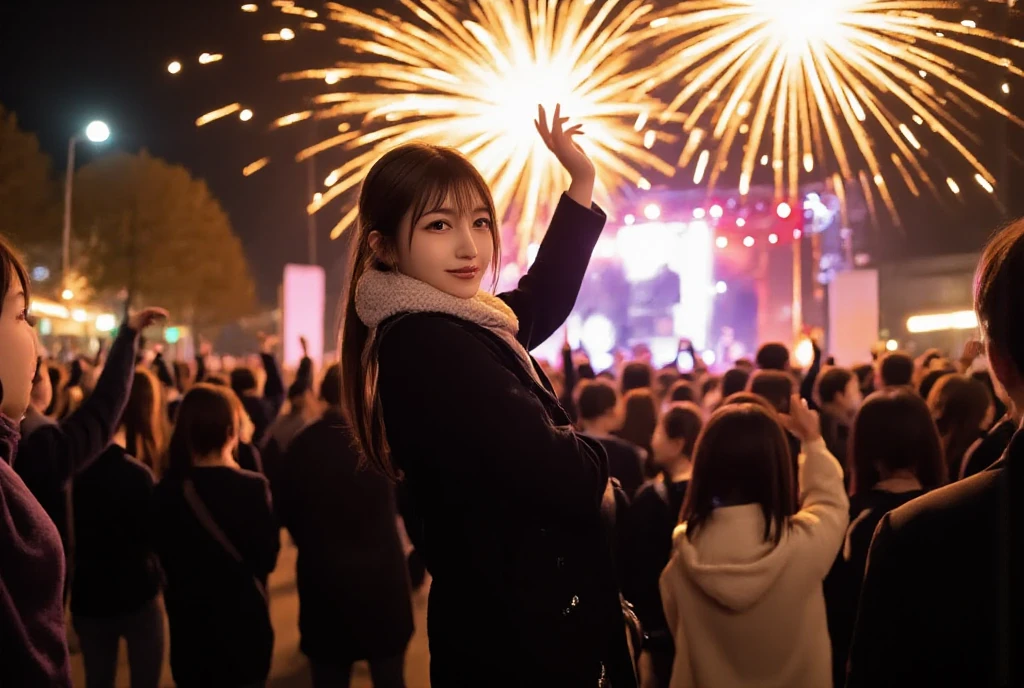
[63,120,111,295]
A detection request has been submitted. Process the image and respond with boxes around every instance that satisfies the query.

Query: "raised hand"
[780,394,822,443]
[126,307,169,333]
[258,332,279,354]
[535,104,595,207]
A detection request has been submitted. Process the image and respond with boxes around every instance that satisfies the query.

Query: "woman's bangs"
[408,161,496,230]
[0,240,30,314]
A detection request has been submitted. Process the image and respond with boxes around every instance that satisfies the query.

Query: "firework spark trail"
[223,0,680,256]
[645,0,1023,224]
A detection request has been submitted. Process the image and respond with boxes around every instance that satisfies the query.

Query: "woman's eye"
[474,218,493,229]
[25,312,38,327]
[16,308,29,323]
[426,220,448,231]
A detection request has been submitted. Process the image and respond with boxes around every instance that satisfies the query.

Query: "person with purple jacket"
[0,236,166,686]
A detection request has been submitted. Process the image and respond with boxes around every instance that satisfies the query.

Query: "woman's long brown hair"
[123,367,167,476]
[680,403,797,545]
[340,143,499,480]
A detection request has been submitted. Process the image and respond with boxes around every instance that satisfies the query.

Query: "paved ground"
[70,533,432,687]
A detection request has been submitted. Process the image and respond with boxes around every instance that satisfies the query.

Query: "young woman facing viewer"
[660,397,849,688]
[341,106,633,686]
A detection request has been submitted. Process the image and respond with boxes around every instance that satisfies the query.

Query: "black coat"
[376,194,633,687]
[961,415,1016,480]
[823,487,924,688]
[275,408,413,662]
[71,445,161,618]
[17,326,139,568]
[846,429,1024,687]
[154,467,280,687]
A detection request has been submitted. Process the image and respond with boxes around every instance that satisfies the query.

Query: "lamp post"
[62,120,110,298]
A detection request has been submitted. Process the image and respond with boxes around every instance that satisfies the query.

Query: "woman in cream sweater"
[660,395,849,688]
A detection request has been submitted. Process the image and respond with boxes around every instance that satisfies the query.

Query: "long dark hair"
[616,388,658,454]
[122,367,167,476]
[0,237,30,413]
[975,217,1024,378]
[164,384,237,479]
[680,403,796,545]
[850,388,946,496]
[0,236,30,317]
[340,143,500,479]
[926,374,992,483]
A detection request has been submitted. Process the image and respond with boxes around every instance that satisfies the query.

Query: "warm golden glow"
[196,103,242,126]
[239,108,254,122]
[241,4,258,11]
[272,111,312,128]
[34,299,70,319]
[268,0,675,249]
[649,0,1023,224]
[243,157,270,176]
[199,52,223,64]
[167,61,182,74]
[907,310,977,333]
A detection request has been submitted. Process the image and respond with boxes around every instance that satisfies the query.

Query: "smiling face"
[360,144,500,301]
[392,192,495,299]
[0,264,37,419]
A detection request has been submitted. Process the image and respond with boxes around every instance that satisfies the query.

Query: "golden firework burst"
[646,0,1023,223]
[201,0,676,256]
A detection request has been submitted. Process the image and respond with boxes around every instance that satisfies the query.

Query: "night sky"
[1,0,1022,308]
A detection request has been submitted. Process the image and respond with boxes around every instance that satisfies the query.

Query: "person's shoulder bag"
[182,477,268,604]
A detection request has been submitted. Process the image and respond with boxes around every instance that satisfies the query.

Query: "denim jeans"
[73,596,165,688]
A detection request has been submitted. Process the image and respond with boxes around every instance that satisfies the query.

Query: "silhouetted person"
[876,351,914,389]
[847,218,1024,687]
[756,342,791,371]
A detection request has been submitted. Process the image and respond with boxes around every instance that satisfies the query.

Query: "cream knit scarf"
[354,269,542,385]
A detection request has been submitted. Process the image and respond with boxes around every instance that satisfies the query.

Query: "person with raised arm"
[0,235,167,686]
[340,105,635,686]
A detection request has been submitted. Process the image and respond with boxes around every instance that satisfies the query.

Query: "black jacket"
[846,429,1024,687]
[71,445,161,618]
[276,408,413,662]
[823,487,924,688]
[16,326,139,564]
[619,478,689,652]
[961,415,1016,480]
[154,467,279,687]
[376,195,633,687]
[587,434,645,501]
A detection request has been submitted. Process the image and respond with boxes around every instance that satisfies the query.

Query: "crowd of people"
[1,106,1022,688]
